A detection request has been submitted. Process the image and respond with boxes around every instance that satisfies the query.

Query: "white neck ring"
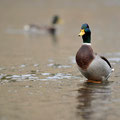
[82,43,91,45]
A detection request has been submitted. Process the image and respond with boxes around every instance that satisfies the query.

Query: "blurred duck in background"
[24,15,63,35]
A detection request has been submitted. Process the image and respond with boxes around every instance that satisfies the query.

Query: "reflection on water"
[6,27,59,45]
[50,34,58,45]
[76,81,112,120]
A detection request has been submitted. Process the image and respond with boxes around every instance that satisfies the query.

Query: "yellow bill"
[58,18,64,24]
[78,29,85,36]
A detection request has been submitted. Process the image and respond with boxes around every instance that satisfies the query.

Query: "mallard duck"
[76,23,114,82]
[24,15,63,35]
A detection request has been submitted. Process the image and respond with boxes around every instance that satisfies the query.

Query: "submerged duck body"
[76,24,114,81]
[24,24,56,34]
[24,15,62,35]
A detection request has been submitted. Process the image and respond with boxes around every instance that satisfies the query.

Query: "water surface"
[0,0,120,120]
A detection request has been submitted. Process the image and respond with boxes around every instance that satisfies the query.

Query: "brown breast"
[76,45,94,70]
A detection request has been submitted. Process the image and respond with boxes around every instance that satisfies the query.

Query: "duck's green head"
[52,15,63,25]
[78,24,91,43]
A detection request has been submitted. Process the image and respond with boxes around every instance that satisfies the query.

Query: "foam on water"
[20,64,26,68]
[40,73,80,81]
[47,63,71,68]
[0,72,80,83]
[34,64,39,67]
[108,58,120,62]
[69,56,76,64]
[41,73,51,76]
[0,74,39,83]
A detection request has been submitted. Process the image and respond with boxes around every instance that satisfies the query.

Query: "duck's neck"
[82,33,91,45]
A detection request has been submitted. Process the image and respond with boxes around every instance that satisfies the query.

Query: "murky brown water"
[0,0,120,120]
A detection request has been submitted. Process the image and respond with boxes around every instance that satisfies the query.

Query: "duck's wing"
[100,56,112,68]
